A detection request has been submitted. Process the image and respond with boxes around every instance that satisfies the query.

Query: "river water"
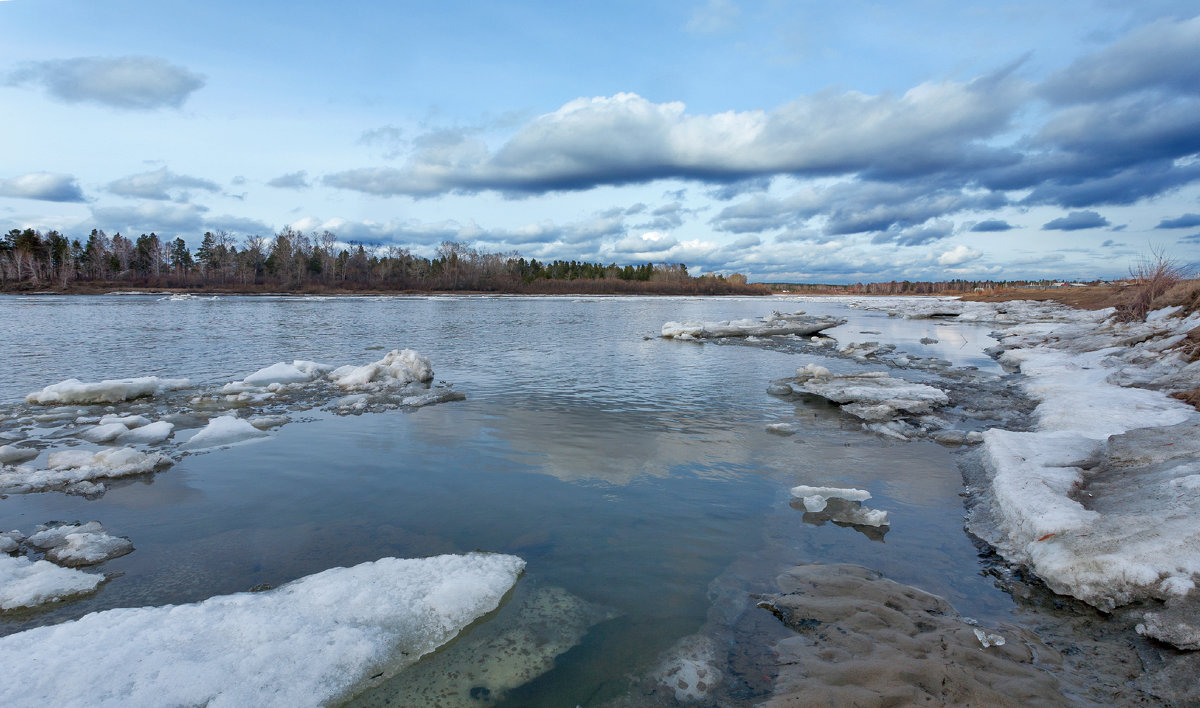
[0,294,1038,705]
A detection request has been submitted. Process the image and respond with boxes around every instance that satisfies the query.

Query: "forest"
[0,227,770,295]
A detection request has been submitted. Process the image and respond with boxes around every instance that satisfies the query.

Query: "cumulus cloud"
[107,167,221,201]
[325,72,1024,198]
[611,231,679,256]
[970,219,1014,232]
[267,171,312,190]
[1157,213,1200,228]
[0,172,85,202]
[937,244,982,266]
[6,56,205,109]
[1042,210,1110,230]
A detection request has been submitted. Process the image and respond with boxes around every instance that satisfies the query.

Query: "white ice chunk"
[662,313,843,339]
[0,531,23,554]
[115,421,174,444]
[0,553,525,707]
[98,414,150,428]
[26,377,190,405]
[242,360,332,386]
[793,368,948,421]
[0,555,104,610]
[973,628,1006,648]
[328,349,434,390]
[182,416,269,450]
[0,448,171,493]
[791,485,872,512]
[45,533,134,567]
[0,445,38,465]
[27,521,106,550]
[79,423,128,443]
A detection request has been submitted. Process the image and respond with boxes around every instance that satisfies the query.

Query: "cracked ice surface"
[0,553,524,708]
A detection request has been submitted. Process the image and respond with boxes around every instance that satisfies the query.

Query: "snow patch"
[0,555,104,611]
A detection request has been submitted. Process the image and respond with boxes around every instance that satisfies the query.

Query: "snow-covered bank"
[959,303,1200,649]
[0,553,525,707]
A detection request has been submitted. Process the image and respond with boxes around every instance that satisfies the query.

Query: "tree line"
[0,227,769,295]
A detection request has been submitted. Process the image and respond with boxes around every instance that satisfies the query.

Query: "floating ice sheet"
[0,553,524,708]
[26,377,190,405]
[0,447,171,494]
[662,312,844,340]
[0,555,105,611]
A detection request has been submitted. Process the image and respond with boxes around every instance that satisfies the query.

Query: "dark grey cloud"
[1157,213,1200,229]
[706,177,773,201]
[107,168,221,201]
[712,179,1004,237]
[1178,232,1200,244]
[267,171,312,190]
[871,219,954,246]
[970,219,1015,232]
[1042,211,1110,231]
[0,172,85,202]
[7,56,205,110]
[1100,239,1128,247]
[1039,15,1200,103]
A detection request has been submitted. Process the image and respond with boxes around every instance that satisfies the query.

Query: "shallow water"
[0,294,1022,704]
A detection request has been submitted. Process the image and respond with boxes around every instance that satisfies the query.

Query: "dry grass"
[960,285,1127,310]
[1114,249,1189,321]
[1170,388,1200,411]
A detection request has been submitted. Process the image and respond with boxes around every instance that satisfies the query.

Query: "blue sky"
[2,0,1199,283]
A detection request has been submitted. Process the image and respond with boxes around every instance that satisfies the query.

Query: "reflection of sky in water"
[0,295,1022,705]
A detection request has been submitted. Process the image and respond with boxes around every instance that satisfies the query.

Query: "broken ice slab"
[661,312,845,339]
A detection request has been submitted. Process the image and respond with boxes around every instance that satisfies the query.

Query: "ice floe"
[181,415,269,450]
[661,311,844,340]
[0,555,106,611]
[26,377,190,405]
[0,447,171,494]
[328,349,434,390]
[0,553,524,707]
[26,522,134,567]
[790,485,890,528]
[792,364,949,420]
[0,445,38,465]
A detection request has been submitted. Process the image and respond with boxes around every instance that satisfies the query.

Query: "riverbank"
[732,294,1200,704]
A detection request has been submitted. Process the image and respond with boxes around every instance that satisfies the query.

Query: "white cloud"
[937,244,983,266]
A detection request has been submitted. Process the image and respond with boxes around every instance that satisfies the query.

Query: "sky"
[2,0,1200,283]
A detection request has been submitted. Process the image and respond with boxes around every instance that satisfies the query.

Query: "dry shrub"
[1170,388,1200,411]
[1115,248,1190,321]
